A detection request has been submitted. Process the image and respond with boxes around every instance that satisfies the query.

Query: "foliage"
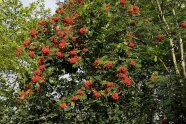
[1,0,186,123]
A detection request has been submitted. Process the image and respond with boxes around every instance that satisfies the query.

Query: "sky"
[20,0,64,14]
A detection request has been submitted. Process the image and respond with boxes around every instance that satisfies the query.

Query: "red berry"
[63,35,69,40]
[60,103,67,109]
[56,52,64,58]
[120,0,126,6]
[63,17,73,24]
[29,51,35,58]
[31,75,40,84]
[123,77,132,86]
[30,28,37,37]
[38,20,46,26]
[127,7,133,14]
[40,76,45,84]
[71,96,79,102]
[80,27,87,34]
[130,60,136,67]
[56,8,65,14]
[133,5,140,13]
[38,57,44,65]
[39,65,45,71]
[106,82,115,88]
[29,45,34,51]
[180,22,186,28]
[76,0,84,4]
[112,93,119,101]
[69,50,77,56]
[25,84,30,90]
[156,34,164,42]
[51,38,58,44]
[34,69,41,76]
[16,51,21,57]
[128,42,135,48]
[118,73,127,79]
[59,40,66,49]
[82,48,88,53]
[77,89,84,96]
[68,56,79,64]
[105,3,110,11]
[41,47,51,56]
[83,80,93,89]
[57,30,63,37]
[51,17,59,23]
[93,90,102,98]
[94,58,101,66]
[120,66,127,73]
[23,39,29,46]
[128,5,140,14]
[105,62,113,69]
[105,88,110,94]
[72,37,77,42]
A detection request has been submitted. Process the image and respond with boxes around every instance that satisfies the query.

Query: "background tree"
[0,0,50,123]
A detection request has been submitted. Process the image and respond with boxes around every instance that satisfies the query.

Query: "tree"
[0,0,51,123]
[15,0,186,123]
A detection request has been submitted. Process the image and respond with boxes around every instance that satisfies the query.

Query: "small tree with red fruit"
[16,0,186,123]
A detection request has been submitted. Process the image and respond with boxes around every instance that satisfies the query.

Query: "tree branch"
[172,8,186,78]
[155,0,180,75]
[159,58,169,73]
